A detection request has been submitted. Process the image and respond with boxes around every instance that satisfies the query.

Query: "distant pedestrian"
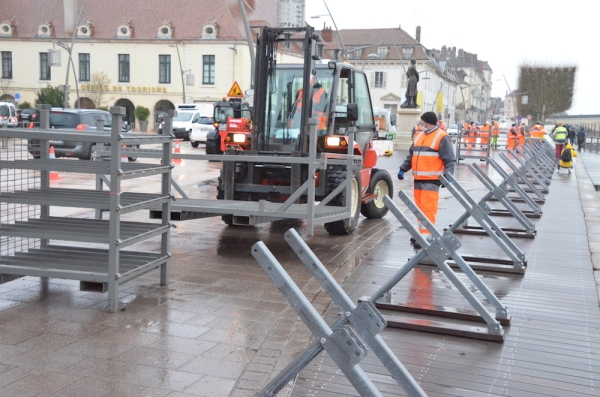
[552,122,569,162]
[567,124,576,145]
[577,126,586,152]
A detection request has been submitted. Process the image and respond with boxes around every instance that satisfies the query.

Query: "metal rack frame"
[0,106,173,312]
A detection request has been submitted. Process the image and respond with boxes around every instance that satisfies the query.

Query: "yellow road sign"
[227,81,244,97]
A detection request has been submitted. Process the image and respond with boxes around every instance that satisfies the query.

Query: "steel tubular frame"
[369,194,505,341]
[442,173,526,271]
[252,229,427,397]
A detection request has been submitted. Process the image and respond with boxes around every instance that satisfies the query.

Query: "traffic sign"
[526,114,532,120]
[227,81,244,98]
[14,93,20,102]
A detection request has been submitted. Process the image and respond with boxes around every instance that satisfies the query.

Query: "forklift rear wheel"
[324,166,361,235]
[360,168,392,218]
[191,141,199,148]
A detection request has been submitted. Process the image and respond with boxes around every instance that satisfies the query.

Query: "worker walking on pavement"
[479,122,490,149]
[398,112,456,248]
[552,122,569,162]
[491,121,500,149]
[517,123,526,148]
[507,124,518,150]
[530,122,544,142]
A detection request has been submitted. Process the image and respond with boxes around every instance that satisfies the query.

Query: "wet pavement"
[0,141,599,396]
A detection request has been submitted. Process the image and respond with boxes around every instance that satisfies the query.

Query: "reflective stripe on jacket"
[410,128,449,180]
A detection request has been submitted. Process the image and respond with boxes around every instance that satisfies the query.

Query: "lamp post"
[169,43,190,104]
[310,0,347,60]
[53,41,80,108]
[496,74,527,123]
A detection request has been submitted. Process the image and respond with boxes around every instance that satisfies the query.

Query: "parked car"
[189,116,215,147]
[447,124,459,136]
[0,102,18,128]
[27,109,138,161]
[160,110,206,141]
[18,108,39,125]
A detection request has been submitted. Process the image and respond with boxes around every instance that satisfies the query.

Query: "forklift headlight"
[233,133,246,143]
[326,136,341,146]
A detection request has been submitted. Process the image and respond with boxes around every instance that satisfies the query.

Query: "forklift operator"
[289,77,329,133]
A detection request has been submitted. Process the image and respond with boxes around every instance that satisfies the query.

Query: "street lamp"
[53,41,80,108]
[496,74,527,122]
[310,0,347,60]
[169,43,191,104]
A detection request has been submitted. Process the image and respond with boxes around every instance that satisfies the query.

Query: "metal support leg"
[443,173,526,269]
[252,242,384,397]
[385,193,503,335]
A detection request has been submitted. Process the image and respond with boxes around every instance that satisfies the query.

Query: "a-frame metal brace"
[362,193,508,343]
[252,228,427,397]
[437,172,526,273]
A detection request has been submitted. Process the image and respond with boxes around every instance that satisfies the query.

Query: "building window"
[79,53,90,82]
[159,55,171,84]
[39,52,51,80]
[352,49,361,59]
[118,54,130,82]
[202,55,215,85]
[402,47,413,59]
[378,47,387,59]
[1,51,12,79]
[374,71,386,88]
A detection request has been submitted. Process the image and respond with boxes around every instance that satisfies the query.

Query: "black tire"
[217,172,234,225]
[184,130,191,141]
[360,168,393,219]
[324,165,361,235]
[206,136,223,155]
[191,141,199,148]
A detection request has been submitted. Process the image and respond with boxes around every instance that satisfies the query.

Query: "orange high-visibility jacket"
[438,120,447,131]
[491,122,500,136]
[411,127,450,181]
[530,125,543,139]
[508,126,517,139]
[293,87,328,130]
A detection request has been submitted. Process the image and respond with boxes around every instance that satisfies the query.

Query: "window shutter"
[382,72,387,89]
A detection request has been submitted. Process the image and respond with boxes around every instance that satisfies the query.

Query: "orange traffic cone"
[28,121,34,129]
[49,146,61,180]
[173,139,182,164]
[121,145,129,163]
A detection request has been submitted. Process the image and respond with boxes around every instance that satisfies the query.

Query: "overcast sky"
[305,0,599,115]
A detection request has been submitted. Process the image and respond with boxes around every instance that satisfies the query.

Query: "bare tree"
[86,72,112,108]
[516,62,577,121]
[0,79,12,95]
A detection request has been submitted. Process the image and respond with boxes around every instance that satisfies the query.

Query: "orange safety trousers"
[517,135,525,147]
[507,136,517,150]
[414,181,440,235]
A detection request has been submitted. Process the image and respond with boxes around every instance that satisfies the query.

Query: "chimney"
[415,25,421,42]
[321,25,333,43]
[64,0,78,35]
[441,46,447,60]
[458,49,464,60]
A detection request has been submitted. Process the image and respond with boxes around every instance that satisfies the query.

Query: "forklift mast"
[251,26,317,154]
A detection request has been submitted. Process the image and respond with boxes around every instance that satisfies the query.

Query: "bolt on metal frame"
[252,228,427,397]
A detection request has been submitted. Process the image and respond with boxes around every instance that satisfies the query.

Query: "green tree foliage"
[516,62,577,120]
[35,85,64,108]
[18,101,32,110]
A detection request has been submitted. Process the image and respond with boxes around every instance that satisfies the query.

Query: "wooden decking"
[290,156,600,396]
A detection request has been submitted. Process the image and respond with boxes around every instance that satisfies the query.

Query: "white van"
[0,102,18,128]
[161,103,214,141]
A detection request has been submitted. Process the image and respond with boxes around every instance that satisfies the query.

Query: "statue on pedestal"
[401,59,419,108]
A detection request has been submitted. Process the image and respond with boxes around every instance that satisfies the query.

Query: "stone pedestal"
[394,108,421,150]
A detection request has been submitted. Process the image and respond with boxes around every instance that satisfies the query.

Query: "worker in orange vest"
[491,121,500,149]
[398,112,456,248]
[438,119,447,132]
[290,77,328,132]
[507,123,518,150]
[462,122,470,147]
[530,122,543,141]
[479,122,490,149]
[517,123,526,148]
[467,121,478,149]
[411,123,423,140]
